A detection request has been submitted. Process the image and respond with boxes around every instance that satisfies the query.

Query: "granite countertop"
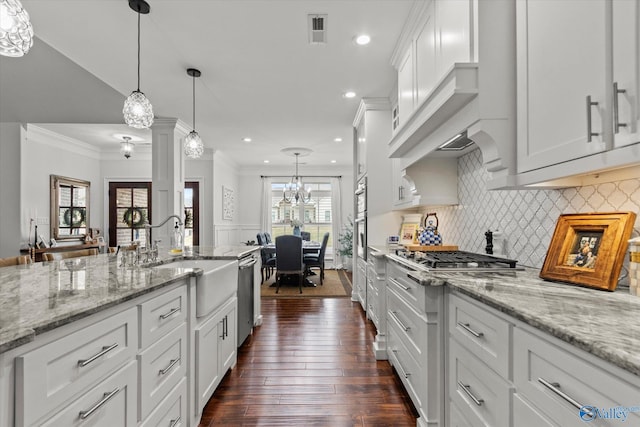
[0,246,257,354]
[404,263,640,377]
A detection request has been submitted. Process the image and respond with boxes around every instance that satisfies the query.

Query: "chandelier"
[184,68,204,159]
[123,0,154,129]
[283,152,311,204]
[120,136,134,159]
[0,0,33,57]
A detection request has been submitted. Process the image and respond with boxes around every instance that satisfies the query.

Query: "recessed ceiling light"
[331,160,337,163]
[343,91,356,99]
[334,137,342,142]
[355,34,370,45]
[242,137,252,142]
[263,160,270,163]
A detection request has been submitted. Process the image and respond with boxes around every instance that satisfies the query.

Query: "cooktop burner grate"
[417,251,519,268]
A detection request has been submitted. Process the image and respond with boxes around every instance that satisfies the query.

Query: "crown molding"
[353,97,392,127]
[26,124,102,160]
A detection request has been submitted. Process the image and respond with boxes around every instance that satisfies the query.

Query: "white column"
[150,118,190,245]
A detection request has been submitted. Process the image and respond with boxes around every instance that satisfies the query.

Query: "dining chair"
[300,231,311,241]
[256,233,265,245]
[304,232,329,285]
[264,232,272,244]
[275,235,305,294]
[0,255,32,267]
[43,248,99,261]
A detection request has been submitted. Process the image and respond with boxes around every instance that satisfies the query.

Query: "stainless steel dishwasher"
[237,252,257,346]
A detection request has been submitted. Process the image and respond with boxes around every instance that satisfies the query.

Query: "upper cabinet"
[516,0,640,186]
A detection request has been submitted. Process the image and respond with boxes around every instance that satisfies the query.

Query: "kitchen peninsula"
[0,246,260,427]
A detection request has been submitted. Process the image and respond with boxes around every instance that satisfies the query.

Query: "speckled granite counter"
[389,254,640,377]
[0,245,259,354]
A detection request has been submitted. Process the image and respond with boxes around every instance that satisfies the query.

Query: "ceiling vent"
[308,14,327,44]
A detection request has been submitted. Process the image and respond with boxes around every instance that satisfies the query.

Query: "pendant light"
[283,153,312,204]
[184,68,204,159]
[123,0,154,129]
[120,136,134,159]
[0,0,34,57]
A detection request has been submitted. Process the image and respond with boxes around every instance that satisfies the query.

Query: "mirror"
[50,175,90,241]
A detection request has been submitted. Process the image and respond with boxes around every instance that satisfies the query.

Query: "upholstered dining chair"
[43,248,99,261]
[275,235,305,294]
[304,232,329,285]
[264,232,273,244]
[0,255,32,267]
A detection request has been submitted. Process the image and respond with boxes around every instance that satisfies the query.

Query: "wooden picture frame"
[400,223,419,245]
[540,212,637,291]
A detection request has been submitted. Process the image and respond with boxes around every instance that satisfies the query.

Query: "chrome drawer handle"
[391,349,410,379]
[78,388,120,419]
[159,358,180,375]
[457,381,484,406]
[389,311,410,332]
[613,82,628,134]
[538,378,585,411]
[388,277,410,291]
[169,416,182,427]
[457,322,484,338]
[160,306,180,320]
[78,343,118,367]
[586,95,599,142]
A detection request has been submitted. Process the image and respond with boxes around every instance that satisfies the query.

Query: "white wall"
[213,151,243,245]
[0,123,23,257]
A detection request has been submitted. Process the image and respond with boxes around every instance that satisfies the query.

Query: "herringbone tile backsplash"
[432,149,640,269]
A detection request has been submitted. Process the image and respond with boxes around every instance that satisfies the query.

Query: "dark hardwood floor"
[199,298,418,426]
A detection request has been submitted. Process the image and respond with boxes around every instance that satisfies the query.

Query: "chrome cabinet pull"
[169,416,182,427]
[586,95,599,142]
[457,322,484,338]
[388,277,410,291]
[457,381,484,406]
[407,274,421,284]
[160,306,180,320]
[613,82,628,134]
[389,311,410,332]
[538,378,585,411]
[78,388,120,419]
[159,358,180,375]
[391,349,410,379]
[78,343,118,367]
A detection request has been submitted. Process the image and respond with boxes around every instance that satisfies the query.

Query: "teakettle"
[418,212,442,246]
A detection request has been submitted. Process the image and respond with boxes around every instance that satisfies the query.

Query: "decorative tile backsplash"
[432,149,640,269]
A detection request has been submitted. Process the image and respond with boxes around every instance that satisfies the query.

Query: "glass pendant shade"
[120,137,134,159]
[184,130,204,159]
[123,90,154,129]
[0,0,34,57]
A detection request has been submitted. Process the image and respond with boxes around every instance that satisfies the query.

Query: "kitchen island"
[0,245,260,427]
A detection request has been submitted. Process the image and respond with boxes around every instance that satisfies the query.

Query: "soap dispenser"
[171,221,183,253]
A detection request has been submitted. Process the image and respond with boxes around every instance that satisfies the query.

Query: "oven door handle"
[355,187,365,196]
[354,217,366,223]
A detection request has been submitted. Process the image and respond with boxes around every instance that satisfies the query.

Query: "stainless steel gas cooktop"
[396,250,524,272]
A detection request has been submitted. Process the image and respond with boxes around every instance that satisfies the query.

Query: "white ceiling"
[13,0,414,167]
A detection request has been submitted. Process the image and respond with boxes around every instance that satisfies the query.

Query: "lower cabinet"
[140,378,187,427]
[195,296,237,415]
[367,249,387,359]
[354,257,367,311]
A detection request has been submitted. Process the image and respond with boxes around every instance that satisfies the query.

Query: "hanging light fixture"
[123,0,154,129]
[120,136,134,159]
[0,0,34,57]
[184,68,204,159]
[283,152,312,204]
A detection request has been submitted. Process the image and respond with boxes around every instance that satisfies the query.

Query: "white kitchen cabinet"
[139,285,187,349]
[195,296,237,414]
[355,114,367,180]
[140,378,187,427]
[354,257,367,311]
[513,393,556,427]
[367,249,388,360]
[513,326,640,427]
[516,0,640,183]
[391,159,416,209]
[397,46,415,130]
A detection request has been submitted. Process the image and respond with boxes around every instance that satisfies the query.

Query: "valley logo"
[580,405,640,422]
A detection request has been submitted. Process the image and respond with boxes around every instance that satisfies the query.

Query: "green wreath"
[63,208,86,227]
[123,207,147,228]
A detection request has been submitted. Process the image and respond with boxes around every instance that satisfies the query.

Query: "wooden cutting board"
[404,244,459,252]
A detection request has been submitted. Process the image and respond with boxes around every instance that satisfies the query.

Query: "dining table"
[262,240,322,287]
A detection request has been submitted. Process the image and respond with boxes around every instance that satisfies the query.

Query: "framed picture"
[222,186,234,220]
[97,236,105,246]
[400,223,419,245]
[540,212,637,291]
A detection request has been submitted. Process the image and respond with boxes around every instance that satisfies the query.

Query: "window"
[51,175,90,241]
[109,182,152,247]
[270,181,334,259]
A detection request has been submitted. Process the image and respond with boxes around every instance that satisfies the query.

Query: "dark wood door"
[108,182,152,247]
[184,181,200,246]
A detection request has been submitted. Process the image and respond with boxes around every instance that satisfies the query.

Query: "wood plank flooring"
[199,298,418,426]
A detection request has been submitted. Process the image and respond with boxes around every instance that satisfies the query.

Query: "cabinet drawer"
[513,394,557,427]
[388,321,423,410]
[140,378,187,427]
[387,287,426,357]
[449,339,513,427]
[139,322,187,420]
[386,261,424,313]
[449,293,511,379]
[514,327,640,427]
[40,361,137,427]
[140,286,187,349]
[16,307,138,427]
